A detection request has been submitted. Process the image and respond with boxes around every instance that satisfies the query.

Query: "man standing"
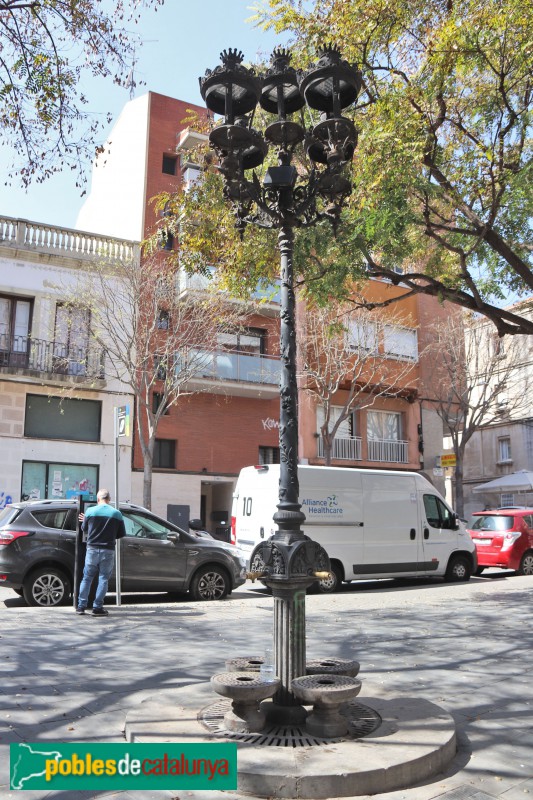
[77,489,126,617]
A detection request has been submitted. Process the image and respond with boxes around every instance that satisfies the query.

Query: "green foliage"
[247,0,533,334]
[0,0,164,187]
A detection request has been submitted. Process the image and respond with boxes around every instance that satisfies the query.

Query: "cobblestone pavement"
[1,570,532,800]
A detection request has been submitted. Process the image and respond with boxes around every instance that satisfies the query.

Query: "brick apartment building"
[76,90,449,532]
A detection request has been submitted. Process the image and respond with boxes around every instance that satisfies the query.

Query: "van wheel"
[518,551,533,576]
[190,565,230,601]
[23,567,71,607]
[317,563,343,594]
[445,555,471,582]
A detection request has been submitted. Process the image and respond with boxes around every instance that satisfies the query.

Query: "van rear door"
[233,467,278,561]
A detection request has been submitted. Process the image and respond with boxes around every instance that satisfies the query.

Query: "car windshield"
[470,515,514,532]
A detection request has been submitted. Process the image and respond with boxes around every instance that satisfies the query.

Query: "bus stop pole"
[114,408,122,607]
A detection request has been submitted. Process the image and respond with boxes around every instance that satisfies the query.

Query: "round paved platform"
[125,682,456,798]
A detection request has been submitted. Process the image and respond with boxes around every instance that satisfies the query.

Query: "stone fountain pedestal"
[125,680,456,799]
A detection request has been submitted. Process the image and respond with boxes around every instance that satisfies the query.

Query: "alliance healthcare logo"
[10,742,237,791]
[302,494,343,515]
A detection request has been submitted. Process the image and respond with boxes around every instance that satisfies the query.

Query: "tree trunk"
[322,435,333,466]
[143,455,153,510]
[454,454,464,519]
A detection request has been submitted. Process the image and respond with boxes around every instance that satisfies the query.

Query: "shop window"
[21,461,98,501]
[25,395,101,442]
[154,439,176,469]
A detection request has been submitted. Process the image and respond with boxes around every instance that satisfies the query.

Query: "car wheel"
[445,555,471,582]
[23,567,71,607]
[317,562,343,594]
[190,565,230,601]
[475,566,485,576]
[518,551,533,576]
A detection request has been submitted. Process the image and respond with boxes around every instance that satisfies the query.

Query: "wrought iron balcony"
[317,436,362,461]
[0,334,105,380]
[367,438,409,463]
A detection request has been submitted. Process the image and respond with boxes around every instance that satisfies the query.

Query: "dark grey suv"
[0,500,247,607]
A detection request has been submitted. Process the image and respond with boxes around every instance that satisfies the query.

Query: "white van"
[231,464,477,591]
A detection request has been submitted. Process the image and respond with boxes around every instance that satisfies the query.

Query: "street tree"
[299,301,419,465]
[246,0,533,336]
[424,311,531,516]
[61,253,242,509]
[0,0,164,187]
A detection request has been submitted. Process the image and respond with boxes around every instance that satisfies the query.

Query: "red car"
[467,509,533,575]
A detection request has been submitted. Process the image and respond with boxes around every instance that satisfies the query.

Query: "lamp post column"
[275,223,304,533]
[265,223,315,721]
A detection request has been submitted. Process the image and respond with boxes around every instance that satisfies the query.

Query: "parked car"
[467,509,533,575]
[0,499,248,607]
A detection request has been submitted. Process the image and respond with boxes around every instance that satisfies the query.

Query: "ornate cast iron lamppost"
[200,46,361,723]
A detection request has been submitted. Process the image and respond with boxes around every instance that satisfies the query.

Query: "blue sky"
[0,0,288,231]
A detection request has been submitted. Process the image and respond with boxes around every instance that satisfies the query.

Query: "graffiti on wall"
[0,491,13,509]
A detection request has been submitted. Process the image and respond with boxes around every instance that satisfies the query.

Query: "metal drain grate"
[198,699,382,746]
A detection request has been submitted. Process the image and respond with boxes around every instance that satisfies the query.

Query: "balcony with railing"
[184,348,280,387]
[367,438,409,463]
[317,436,362,461]
[0,215,138,262]
[177,269,281,307]
[0,334,105,381]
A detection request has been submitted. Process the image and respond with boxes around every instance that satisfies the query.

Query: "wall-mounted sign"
[440,454,457,467]
[116,405,130,437]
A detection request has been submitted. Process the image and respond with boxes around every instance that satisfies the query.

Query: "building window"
[162,154,177,175]
[346,319,378,353]
[383,325,418,360]
[156,309,170,329]
[217,328,265,355]
[159,230,175,251]
[367,410,407,462]
[0,294,32,366]
[154,355,167,381]
[500,492,514,507]
[259,446,280,465]
[154,439,176,469]
[21,460,98,501]
[367,410,402,441]
[152,392,170,415]
[25,395,101,442]
[490,333,505,359]
[498,437,512,463]
[316,406,354,438]
[53,303,91,375]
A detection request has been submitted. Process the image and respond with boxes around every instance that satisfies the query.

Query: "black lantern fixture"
[200,44,360,723]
